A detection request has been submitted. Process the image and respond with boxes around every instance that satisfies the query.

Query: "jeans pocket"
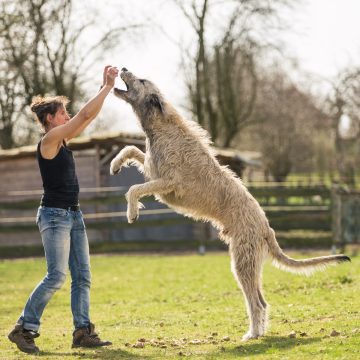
[76,211,86,229]
[49,208,69,217]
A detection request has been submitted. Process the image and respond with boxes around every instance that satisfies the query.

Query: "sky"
[283,0,360,79]
[87,0,360,134]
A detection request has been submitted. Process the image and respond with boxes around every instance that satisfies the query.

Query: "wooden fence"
[0,183,333,256]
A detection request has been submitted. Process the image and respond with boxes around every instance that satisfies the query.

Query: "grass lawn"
[0,251,359,359]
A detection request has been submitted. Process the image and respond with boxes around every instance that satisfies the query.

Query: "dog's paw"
[110,158,124,175]
[241,332,260,341]
[127,207,139,223]
[127,202,144,223]
[110,161,119,175]
[127,214,138,224]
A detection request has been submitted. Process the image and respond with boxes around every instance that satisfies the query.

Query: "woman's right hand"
[102,65,112,87]
[104,66,119,88]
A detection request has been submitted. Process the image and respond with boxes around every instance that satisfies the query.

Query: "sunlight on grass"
[0,252,359,359]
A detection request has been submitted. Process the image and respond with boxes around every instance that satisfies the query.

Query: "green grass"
[0,252,359,359]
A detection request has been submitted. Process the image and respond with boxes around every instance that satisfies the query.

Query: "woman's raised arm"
[43,66,119,147]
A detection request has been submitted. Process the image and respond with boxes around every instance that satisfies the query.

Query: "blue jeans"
[17,206,91,332]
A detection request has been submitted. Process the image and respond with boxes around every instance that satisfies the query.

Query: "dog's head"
[114,68,164,121]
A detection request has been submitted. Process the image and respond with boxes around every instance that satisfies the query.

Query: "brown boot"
[72,322,112,348]
[8,324,40,354]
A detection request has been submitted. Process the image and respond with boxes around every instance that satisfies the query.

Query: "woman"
[8,65,119,354]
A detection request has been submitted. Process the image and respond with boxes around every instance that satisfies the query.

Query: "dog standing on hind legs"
[110,68,351,341]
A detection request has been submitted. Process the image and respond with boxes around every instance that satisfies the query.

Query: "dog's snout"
[121,67,128,72]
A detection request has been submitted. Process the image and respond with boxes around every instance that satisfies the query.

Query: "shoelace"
[23,332,36,344]
[86,334,103,344]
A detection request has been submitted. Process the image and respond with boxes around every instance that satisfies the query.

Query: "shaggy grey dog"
[110,68,350,341]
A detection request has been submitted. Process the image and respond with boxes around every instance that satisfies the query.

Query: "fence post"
[331,185,360,253]
[331,185,342,253]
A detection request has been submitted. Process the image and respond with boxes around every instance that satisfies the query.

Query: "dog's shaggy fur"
[110,68,350,341]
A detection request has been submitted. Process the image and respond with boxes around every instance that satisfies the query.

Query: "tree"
[175,0,296,147]
[252,70,328,182]
[212,28,257,147]
[326,66,360,186]
[0,0,138,149]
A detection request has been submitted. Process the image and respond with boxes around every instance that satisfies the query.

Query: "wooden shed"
[0,132,257,252]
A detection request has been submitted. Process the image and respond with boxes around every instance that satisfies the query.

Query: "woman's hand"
[102,65,112,87]
[104,66,119,88]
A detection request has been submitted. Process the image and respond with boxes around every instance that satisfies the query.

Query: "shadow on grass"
[208,336,322,358]
[39,347,150,359]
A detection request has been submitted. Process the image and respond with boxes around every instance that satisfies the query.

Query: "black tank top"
[36,140,79,208]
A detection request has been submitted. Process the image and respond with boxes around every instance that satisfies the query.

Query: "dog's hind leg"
[230,245,268,341]
[257,285,269,336]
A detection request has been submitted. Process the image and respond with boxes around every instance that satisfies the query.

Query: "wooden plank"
[249,186,330,198]
[0,216,193,233]
[0,205,329,223]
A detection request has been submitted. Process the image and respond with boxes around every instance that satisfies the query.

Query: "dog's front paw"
[110,157,123,175]
[126,201,144,224]
[127,205,139,224]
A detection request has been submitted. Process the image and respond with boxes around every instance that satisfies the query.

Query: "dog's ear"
[147,94,164,113]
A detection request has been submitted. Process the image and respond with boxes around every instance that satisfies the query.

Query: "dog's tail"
[265,228,350,275]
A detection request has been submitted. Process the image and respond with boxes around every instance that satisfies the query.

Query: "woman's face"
[48,105,70,128]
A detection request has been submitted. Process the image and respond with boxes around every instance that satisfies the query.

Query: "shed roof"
[0,131,261,166]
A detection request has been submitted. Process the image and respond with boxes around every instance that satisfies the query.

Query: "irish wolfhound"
[110,68,350,341]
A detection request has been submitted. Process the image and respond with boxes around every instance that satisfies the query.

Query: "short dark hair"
[30,95,70,130]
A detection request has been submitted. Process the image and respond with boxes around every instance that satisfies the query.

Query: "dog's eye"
[139,79,146,85]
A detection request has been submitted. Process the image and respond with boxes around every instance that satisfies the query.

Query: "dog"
[110,68,350,341]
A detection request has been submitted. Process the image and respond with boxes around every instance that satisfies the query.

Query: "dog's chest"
[144,147,179,181]
[143,150,161,180]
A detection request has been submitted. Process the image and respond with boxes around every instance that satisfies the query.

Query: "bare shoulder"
[40,133,63,160]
